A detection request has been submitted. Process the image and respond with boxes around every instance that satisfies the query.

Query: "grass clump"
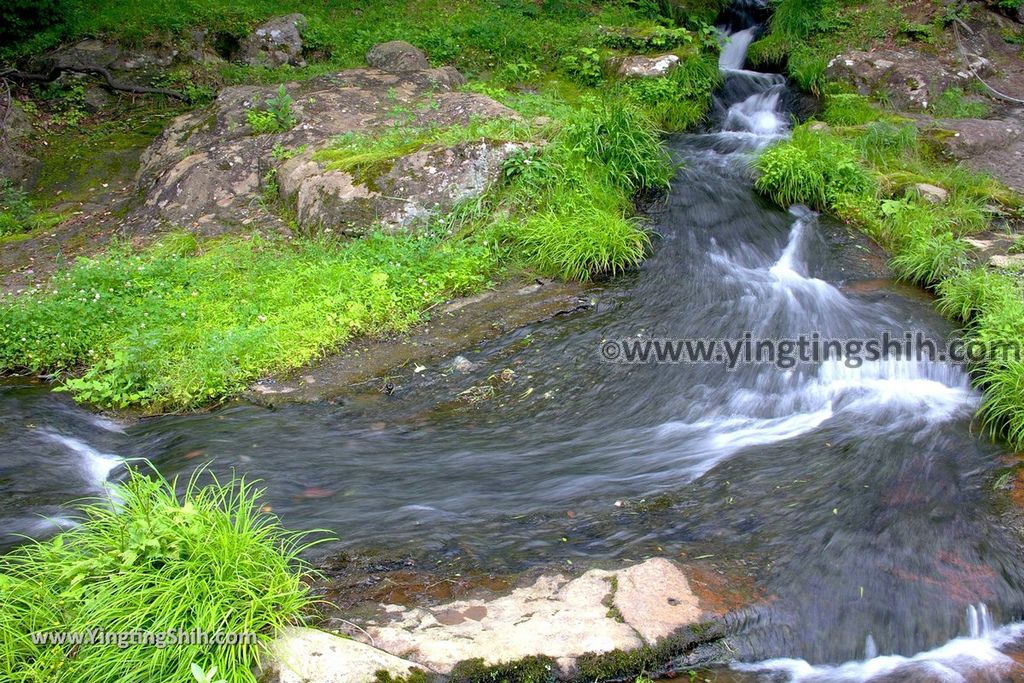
[246,85,297,135]
[617,54,721,131]
[0,232,495,410]
[0,469,319,683]
[510,208,648,281]
[754,126,876,211]
[0,179,64,239]
[821,93,880,126]
[930,87,990,119]
[936,268,1024,446]
[488,97,671,280]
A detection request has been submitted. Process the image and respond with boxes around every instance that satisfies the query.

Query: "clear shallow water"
[4,4,1024,679]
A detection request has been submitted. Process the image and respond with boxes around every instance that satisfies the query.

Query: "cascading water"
[3,0,1024,678]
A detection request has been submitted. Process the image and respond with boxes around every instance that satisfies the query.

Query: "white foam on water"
[658,204,977,466]
[814,358,976,423]
[85,414,126,433]
[720,27,757,70]
[707,408,834,451]
[724,90,785,137]
[40,431,123,486]
[733,605,1024,682]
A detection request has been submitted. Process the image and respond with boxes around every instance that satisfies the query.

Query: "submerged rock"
[263,627,423,683]
[239,14,308,68]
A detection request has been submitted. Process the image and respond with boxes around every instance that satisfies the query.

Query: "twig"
[0,66,188,101]
[951,17,1024,105]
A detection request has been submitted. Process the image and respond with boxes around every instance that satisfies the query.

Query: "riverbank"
[746,0,1024,449]
[0,0,722,413]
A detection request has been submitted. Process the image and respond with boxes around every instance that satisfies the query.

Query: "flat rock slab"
[923,116,1024,193]
[355,558,703,673]
[612,557,702,643]
[826,48,990,110]
[265,627,423,683]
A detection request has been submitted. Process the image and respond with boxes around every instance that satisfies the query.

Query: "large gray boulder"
[239,13,308,68]
[0,100,41,190]
[278,139,527,235]
[134,62,513,234]
[826,48,991,110]
[366,41,431,72]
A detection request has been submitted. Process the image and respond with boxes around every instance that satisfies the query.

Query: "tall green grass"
[937,268,1024,446]
[617,55,721,131]
[0,469,319,683]
[493,98,671,280]
[754,126,876,211]
[509,208,649,281]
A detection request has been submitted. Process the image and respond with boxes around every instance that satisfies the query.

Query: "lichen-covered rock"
[366,41,431,71]
[133,65,515,233]
[616,53,680,78]
[924,116,1024,193]
[356,558,703,674]
[279,139,527,235]
[0,100,41,190]
[39,38,179,72]
[911,182,948,204]
[263,627,423,683]
[41,39,122,70]
[928,117,1024,160]
[826,49,991,110]
[239,13,308,68]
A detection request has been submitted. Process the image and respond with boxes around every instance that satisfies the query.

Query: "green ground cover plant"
[0,232,495,409]
[0,469,318,683]
[0,179,66,240]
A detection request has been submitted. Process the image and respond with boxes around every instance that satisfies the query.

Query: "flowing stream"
[4,2,1024,679]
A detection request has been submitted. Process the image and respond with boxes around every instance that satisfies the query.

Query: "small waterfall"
[734,604,1024,682]
[719,27,756,70]
[708,26,788,146]
[968,604,996,639]
[40,431,123,487]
